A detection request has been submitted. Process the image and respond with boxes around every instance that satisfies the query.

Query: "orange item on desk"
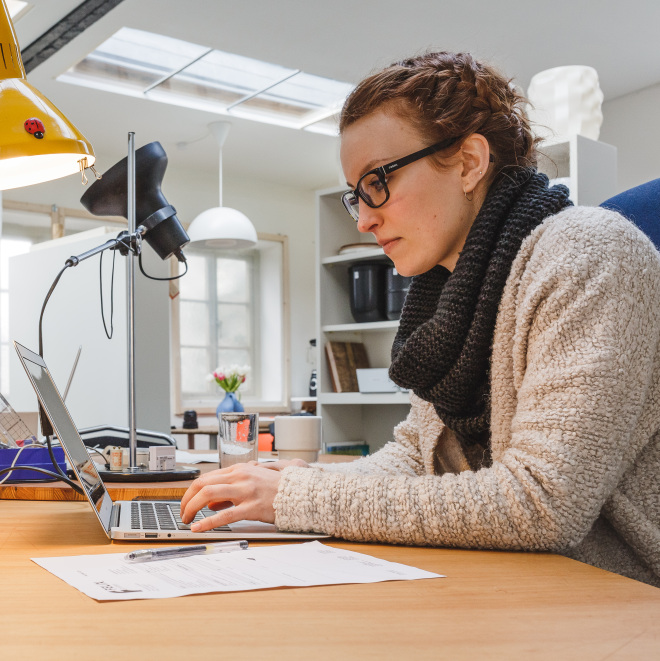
[258,433,274,452]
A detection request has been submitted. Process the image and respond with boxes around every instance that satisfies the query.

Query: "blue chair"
[601,178,660,250]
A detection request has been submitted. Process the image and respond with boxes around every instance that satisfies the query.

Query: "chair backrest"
[600,178,660,250]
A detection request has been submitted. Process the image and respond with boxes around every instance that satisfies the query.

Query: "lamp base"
[98,466,199,482]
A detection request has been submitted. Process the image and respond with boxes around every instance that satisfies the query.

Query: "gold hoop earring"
[464,190,474,202]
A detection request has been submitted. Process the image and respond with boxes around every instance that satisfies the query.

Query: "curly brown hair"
[340,52,539,183]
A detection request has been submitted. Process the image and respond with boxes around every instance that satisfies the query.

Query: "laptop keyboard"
[130,502,231,532]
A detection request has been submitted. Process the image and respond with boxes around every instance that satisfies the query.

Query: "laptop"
[15,341,326,542]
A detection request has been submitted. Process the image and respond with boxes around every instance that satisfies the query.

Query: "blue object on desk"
[0,446,66,482]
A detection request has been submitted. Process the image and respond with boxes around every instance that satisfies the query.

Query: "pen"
[124,539,249,563]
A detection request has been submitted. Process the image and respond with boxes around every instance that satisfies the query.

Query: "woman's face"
[340,109,474,276]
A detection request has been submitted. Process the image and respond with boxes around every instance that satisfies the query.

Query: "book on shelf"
[324,440,370,456]
[324,341,369,392]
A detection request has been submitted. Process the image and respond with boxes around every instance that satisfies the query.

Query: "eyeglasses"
[341,136,458,222]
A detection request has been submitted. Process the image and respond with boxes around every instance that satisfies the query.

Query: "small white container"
[274,416,322,463]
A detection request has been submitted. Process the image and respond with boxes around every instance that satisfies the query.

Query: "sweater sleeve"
[307,394,434,477]
[274,209,660,550]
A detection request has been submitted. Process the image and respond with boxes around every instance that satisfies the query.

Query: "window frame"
[171,232,290,415]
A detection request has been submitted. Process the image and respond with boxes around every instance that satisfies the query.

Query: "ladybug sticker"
[24,118,45,139]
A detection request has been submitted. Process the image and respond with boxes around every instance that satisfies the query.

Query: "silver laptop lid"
[14,341,114,537]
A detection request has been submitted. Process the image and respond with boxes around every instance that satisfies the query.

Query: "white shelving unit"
[316,186,411,453]
[536,135,617,206]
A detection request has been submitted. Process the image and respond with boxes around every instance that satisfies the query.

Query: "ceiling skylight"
[7,1,29,20]
[57,27,352,136]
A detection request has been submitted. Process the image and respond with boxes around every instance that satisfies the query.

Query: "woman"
[181,52,660,587]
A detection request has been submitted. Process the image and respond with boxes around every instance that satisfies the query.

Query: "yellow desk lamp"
[0,0,95,191]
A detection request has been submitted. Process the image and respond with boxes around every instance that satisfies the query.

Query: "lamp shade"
[187,206,258,249]
[0,0,95,191]
[80,141,189,260]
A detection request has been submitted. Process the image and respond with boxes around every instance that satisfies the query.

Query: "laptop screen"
[14,341,114,536]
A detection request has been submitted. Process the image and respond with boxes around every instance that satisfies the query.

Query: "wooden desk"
[0,453,354,501]
[2,500,659,660]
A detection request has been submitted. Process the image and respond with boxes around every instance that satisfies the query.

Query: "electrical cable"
[99,246,116,339]
[138,251,188,281]
[0,442,41,485]
[86,446,110,466]
[0,465,84,490]
[42,434,79,489]
[38,263,71,357]
[36,234,126,440]
[0,442,83,493]
[32,229,184,490]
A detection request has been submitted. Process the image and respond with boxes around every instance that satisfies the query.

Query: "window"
[7,1,29,20]
[58,27,353,135]
[172,233,289,413]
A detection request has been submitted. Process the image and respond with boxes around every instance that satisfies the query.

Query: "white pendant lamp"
[186,122,257,249]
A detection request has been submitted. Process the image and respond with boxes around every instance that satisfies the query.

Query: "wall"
[600,82,660,192]
[9,229,171,434]
[3,165,319,426]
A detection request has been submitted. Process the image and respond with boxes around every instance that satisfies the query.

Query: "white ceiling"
[12,0,660,192]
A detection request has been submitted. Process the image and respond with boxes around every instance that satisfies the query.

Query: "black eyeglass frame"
[341,136,459,222]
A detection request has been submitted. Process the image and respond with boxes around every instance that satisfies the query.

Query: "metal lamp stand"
[95,133,197,482]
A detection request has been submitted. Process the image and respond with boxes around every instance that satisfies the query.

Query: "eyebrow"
[346,155,396,188]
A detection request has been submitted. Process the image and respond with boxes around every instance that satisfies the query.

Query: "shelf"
[316,185,413,451]
[322,320,399,333]
[319,392,410,405]
[321,249,388,265]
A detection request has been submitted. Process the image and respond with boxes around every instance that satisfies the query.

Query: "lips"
[379,238,400,255]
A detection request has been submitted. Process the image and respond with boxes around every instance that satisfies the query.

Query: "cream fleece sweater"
[274,207,660,587]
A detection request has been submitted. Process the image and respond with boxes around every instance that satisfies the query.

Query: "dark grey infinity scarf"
[389,168,572,459]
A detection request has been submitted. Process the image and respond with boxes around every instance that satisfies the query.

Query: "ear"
[460,133,490,195]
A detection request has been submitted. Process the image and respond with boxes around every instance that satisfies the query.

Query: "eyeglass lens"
[342,171,388,222]
[342,192,360,221]
[358,172,388,208]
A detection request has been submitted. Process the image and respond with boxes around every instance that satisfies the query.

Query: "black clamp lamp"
[39,136,197,482]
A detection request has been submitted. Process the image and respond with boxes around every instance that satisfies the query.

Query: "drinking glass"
[219,412,259,468]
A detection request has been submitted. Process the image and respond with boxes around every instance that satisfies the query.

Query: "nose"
[356,200,382,234]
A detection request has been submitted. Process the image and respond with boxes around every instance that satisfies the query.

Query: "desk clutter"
[0,395,66,483]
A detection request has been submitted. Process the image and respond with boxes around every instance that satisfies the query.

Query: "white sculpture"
[527,66,604,143]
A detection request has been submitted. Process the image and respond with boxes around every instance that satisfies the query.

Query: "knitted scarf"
[389,168,572,462]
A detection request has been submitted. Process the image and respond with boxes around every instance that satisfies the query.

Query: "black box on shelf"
[348,261,388,323]
[386,266,413,320]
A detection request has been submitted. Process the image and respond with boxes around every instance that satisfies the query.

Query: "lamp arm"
[64,228,145,267]
[64,237,123,267]
[39,229,146,356]
[36,228,144,437]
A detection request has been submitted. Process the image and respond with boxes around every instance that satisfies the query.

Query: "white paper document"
[32,541,443,601]
[174,451,218,464]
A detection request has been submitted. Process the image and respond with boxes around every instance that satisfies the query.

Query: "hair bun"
[340,51,538,180]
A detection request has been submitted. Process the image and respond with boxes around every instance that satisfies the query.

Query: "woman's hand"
[179,463,282,531]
